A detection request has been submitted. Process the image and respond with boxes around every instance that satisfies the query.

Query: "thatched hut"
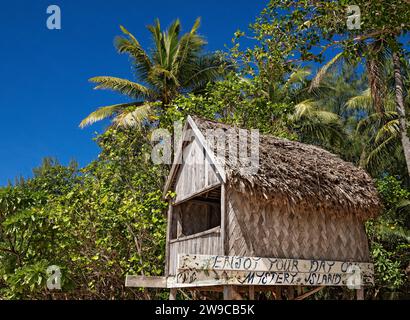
[126,116,381,300]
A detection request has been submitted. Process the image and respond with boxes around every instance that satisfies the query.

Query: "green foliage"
[0,129,168,299]
[364,176,410,298]
[238,0,410,66]
[377,176,410,211]
[371,243,405,290]
[163,73,297,139]
[163,70,347,147]
[2,5,410,300]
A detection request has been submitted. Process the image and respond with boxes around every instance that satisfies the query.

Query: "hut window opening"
[171,187,221,239]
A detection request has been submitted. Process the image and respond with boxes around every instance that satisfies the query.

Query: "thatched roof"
[192,116,381,218]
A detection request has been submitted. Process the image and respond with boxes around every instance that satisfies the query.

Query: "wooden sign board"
[125,275,167,288]
[175,254,374,287]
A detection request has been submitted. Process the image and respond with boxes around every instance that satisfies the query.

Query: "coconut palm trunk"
[392,51,410,176]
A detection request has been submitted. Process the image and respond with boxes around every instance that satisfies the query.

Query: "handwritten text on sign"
[176,255,374,287]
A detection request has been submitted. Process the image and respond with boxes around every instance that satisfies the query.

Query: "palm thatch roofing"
[186,116,382,219]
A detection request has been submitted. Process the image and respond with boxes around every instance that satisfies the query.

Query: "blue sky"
[0,0,266,184]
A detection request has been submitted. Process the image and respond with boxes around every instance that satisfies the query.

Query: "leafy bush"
[365,176,410,299]
[0,128,168,299]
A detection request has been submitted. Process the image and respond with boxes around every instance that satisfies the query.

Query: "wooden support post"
[220,183,227,255]
[169,288,177,300]
[224,285,242,300]
[164,204,173,277]
[288,286,295,300]
[356,288,364,300]
[176,209,183,238]
[223,286,233,300]
[274,286,282,300]
[249,286,255,300]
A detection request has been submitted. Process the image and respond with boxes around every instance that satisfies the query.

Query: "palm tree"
[290,98,346,148]
[392,50,410,175]
[80,18,229,128]
[346,89,402,174]
[307,56,405,174]
[279,67,347,148]
[310,38,410,177]
[300,51,409,177]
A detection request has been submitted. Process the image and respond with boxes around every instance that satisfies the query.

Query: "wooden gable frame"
[163,116,226,203]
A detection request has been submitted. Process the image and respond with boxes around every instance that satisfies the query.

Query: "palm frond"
[397,199,410,209]
[286,68,311,87]
[357,111,398,133]
[86,18,228,129]
[163,20,181,69]
[173,18,206,76]
[292,99,317,120]
[148,19,165,66]
[309,52,343,92]
[296,120,346,146]
[115,26,152,80]
[366,135,400,172]
[315,110,340,123]
[384,92,397,112]
[113,103,152,128]
[149,65,180,87]
[372,220,410,242]
[89,76,152,99]
[182,54,229,92]
[346,89,372,112]
[79,102,137,128]
[374,119,400,143]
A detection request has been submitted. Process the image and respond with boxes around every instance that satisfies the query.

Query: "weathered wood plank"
[169,288,177,300]
[175,269,374,287]
[163,121,190,197]
[169,236,222,276]
[163,116,229,200]
[356,288,364,300]
[187,116,226,183]
[294,286,324,300]
[173,182,221,206]
[125,275,167,288]
[249,286,255,300]
[170,227,220,244]
[172,136,222,203]
[178,254,374,275]
[221,183,226,256]
[188,198,220,206]
[165,204,173,276]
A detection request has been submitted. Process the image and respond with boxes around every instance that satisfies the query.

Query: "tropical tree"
[345,89,402,173]
[313,42,410,176]
[308,51,410,177]
[0,130,168,299]
[392,50,410,175]
[235,0,410,176]
[80,18,229,128]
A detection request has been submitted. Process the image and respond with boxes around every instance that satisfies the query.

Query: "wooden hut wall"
[225,187,370,262]
[168,201,222,276]
[174,137,221,203]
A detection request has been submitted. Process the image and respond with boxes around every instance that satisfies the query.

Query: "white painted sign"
[175,254,374,287]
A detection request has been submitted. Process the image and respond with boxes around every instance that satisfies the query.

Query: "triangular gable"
[163,116,226,202]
